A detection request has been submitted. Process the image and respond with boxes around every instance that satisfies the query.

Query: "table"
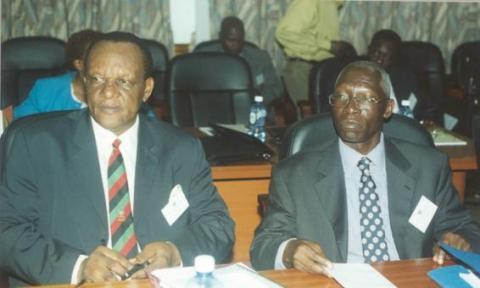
[36,258,446,288]
[211,163,272,262]
[436,136,478,202]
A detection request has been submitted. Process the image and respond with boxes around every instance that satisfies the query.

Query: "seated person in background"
[195,16,283,105]
[250,61,480,275]
[0,32,234,286]
[366,29,421,119]
[13,29,102,119]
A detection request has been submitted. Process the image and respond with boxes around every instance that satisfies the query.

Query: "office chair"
[309,57,354,114]
[451,41,480,87]
[474,113,480,163]
[399,41,446,123]
[193,39,258,52]
[1,36,66,109]
[166,52,254,127]
[143,39,169,104]
[279,113,434,159]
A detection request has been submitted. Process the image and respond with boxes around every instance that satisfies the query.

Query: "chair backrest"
[1,36,66,109]
[167,52,254,127]
[451,41,480,87]
[309,57,354,114]
[280,113,434,159]
[193,39,258,52]
[143,39,169,104]
[399,41,446,121]
[473,113,480,165]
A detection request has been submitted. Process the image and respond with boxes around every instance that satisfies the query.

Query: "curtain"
[1,0,174,56]
[208,0,480,73]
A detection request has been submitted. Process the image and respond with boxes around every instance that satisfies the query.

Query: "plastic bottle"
[186,255,222,288]
[400,99,414,119]
[247,95,267,142]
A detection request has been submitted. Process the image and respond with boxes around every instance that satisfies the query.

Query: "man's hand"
[433,232,471,265]
[129,241,182,279]
[79,246,131,283]
[330,41,354,58]
[282,239,332,277]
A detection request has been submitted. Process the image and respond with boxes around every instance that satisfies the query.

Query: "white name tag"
[408,195,437,233]
[256,73,265,86]
[161,184,189,226]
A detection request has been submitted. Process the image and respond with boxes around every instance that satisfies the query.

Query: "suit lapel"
[133,116,163,233]
[67,111,107,229]
[385,138,417,259]
[313,140,348,262]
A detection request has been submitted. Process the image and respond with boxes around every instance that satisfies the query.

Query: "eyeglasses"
[328,93,384,108]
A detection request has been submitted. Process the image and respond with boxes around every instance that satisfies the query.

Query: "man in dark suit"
[250,61,480,275]
[367,29,423,119]
[0,32,234,285]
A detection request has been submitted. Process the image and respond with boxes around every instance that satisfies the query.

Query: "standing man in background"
[276,0,351,111]
[195,16,284,106]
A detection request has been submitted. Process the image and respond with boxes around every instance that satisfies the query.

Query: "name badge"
[408,195,437,233]
[161,184,189,226]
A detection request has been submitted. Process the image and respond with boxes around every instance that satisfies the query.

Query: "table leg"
[451,171,465,203]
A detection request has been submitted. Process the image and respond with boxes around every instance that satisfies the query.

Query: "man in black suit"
[0,32,234,285]
[250,61,480,274]
[367,29,422,119]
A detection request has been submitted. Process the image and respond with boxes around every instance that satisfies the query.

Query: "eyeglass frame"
[328,93,385,109]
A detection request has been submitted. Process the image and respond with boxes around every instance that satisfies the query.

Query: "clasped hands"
[283,232,471,277]
[79,241,181,283]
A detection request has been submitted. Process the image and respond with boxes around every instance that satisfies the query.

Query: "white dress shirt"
[71,116,139,283]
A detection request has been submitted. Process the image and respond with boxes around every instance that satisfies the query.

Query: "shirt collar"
[90,115,139,151]
[339,133,386,170]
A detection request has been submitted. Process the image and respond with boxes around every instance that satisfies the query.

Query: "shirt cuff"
[71,255,88,285]
[274,238,297,269]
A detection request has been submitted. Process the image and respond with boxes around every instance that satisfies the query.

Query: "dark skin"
[219,26,245,55]
[78,41,181,283]
[367,40,397,71]
[283,66,472,275]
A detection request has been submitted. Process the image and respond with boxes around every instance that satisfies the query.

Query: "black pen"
[121,263,146,280]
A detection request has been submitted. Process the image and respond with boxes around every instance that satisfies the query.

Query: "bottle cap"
[401,100,410,106]
[254,96,263,102]
[194,255,215,273]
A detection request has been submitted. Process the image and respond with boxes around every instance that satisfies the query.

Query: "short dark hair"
[219,16,245,38]
[371,29,402,50]
[84,31,153,78]
[65,29,103,70]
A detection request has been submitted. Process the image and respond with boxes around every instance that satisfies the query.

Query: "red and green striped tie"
[108,139,138,258]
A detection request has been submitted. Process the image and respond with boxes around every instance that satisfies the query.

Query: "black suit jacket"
[0,110,234,285]
[251,137,480,269]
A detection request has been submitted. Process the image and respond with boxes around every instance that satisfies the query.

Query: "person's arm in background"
[256,50,284,105]
[13,80,45,119]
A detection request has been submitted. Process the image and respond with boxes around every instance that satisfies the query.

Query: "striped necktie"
[108,139,138,258]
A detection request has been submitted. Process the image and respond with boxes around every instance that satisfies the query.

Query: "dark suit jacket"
[250,137,480,270]
[0,110,234,285]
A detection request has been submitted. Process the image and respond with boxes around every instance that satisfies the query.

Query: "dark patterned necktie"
[108,139,138,258]
[357,157,390,263]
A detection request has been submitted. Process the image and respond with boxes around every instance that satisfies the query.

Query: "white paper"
[150,263,282,288]
[330,263,397,288]
[459,270,480,287]
[443,113,458,131]
[408,93,417,110]
[408,195,437,233]
[198,127,214,136]
[161,184,189,226]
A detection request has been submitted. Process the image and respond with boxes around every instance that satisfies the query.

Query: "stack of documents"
[431,128,467,146]
[428,243,480,288]
[149,263,282,288]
